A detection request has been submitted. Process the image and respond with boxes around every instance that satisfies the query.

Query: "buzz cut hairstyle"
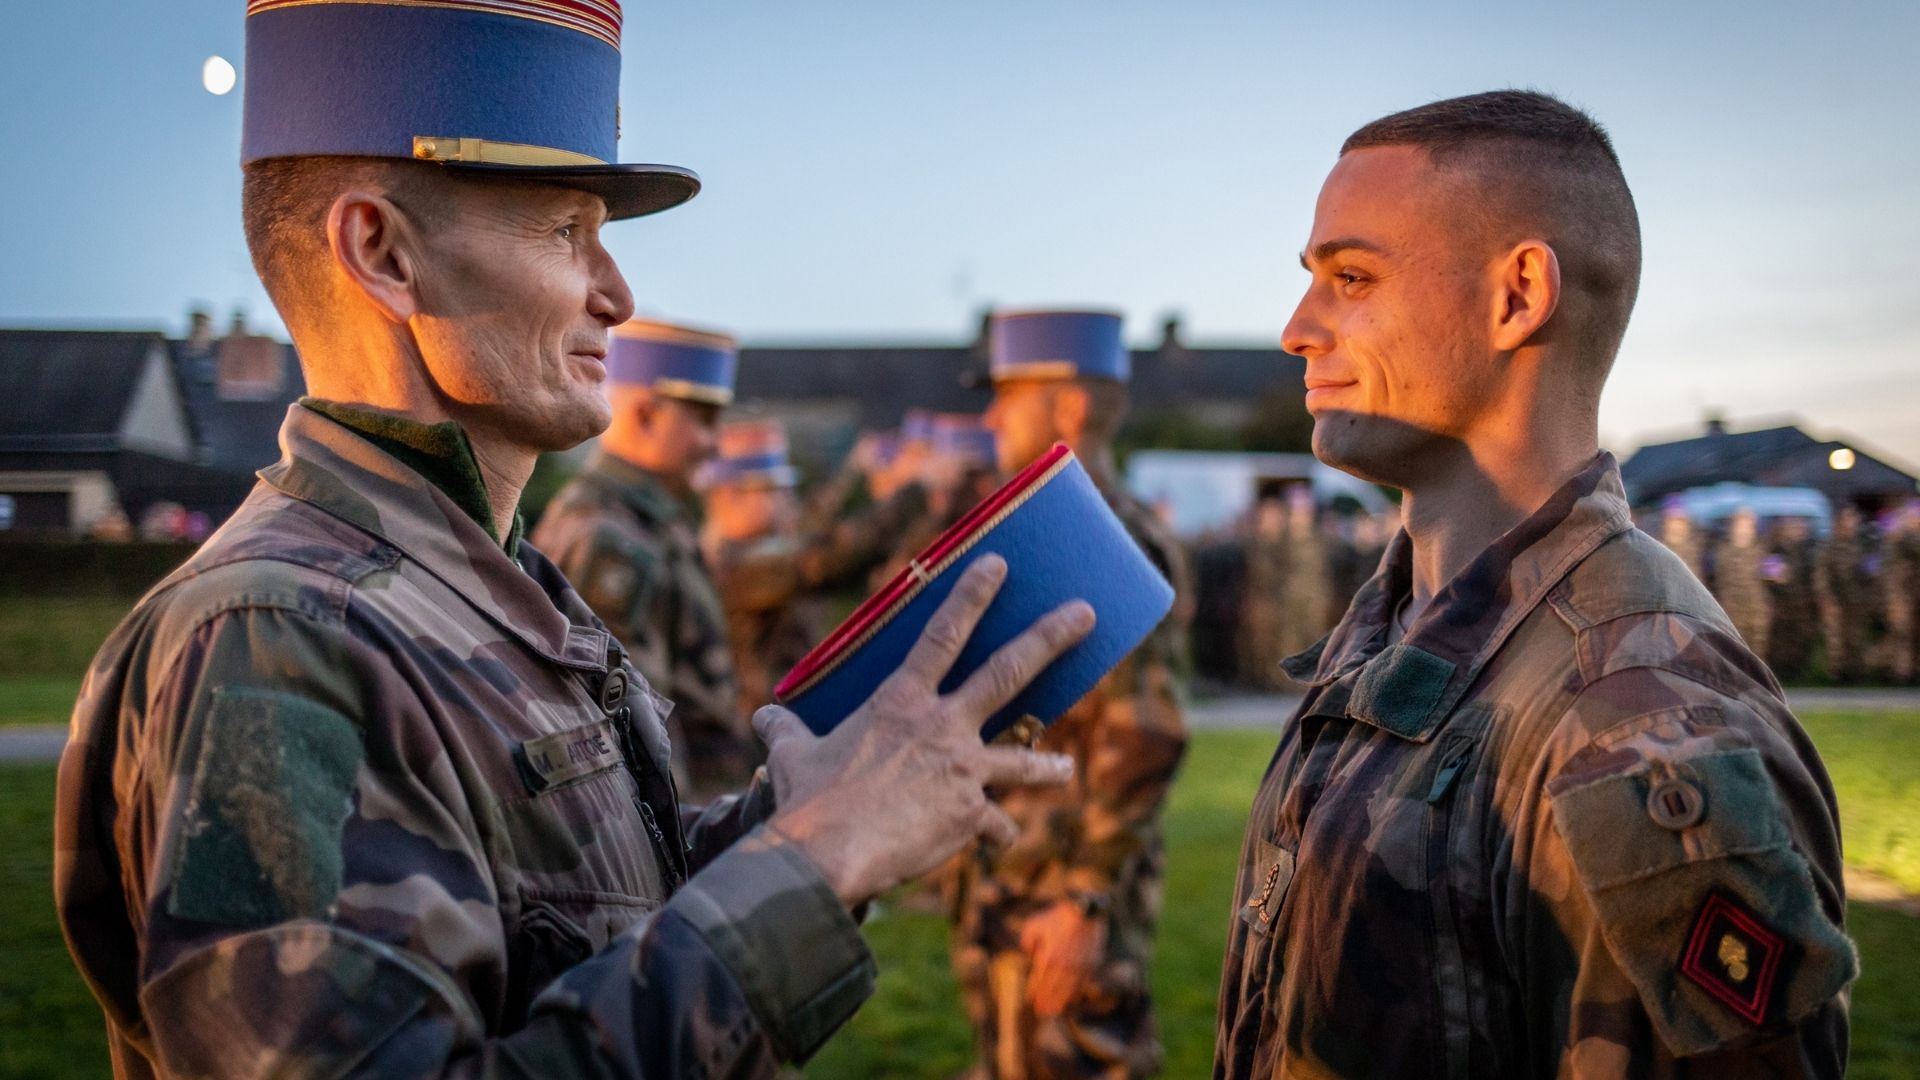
[1341,90,1643,385]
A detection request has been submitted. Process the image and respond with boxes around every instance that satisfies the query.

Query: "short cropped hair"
[1344,90,1642,381]
[241,156,446,317]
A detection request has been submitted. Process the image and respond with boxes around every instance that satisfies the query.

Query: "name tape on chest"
[518,720,625,793]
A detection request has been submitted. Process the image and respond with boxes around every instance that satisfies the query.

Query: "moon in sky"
[202,56,236,96]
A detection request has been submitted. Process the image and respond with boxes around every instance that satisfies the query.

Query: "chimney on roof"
[1704,412,1728,437]
[186,308,214,351]
[1159,312,1190,364]
[228,309,249,339]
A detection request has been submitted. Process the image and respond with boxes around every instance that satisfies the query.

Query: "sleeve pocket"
[1550,747,1857,1056]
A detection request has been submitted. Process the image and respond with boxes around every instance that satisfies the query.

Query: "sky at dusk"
[1,1,1915,465]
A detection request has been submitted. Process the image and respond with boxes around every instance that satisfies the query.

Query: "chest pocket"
[1240,833,1297,937]
[1420,709,1495,1080]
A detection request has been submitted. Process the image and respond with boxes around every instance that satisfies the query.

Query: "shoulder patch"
[167,686,364,926]
[1680,890,1787,1025]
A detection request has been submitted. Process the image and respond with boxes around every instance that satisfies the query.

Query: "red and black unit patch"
[1679,890,1786,1025]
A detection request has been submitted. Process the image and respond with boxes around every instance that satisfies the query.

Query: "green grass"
[0,676,81,729]
[0,596,128,679]
[0,727,1913,1078]
[1800,711,1920,893]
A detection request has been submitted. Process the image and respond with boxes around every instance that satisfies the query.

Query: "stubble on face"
[406,178,623,454]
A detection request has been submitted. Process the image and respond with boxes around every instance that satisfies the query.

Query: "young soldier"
[1216,91,1853,1077]
[55,5,1088,1075]
[953,310,1193,1079]
[531,320,752,802]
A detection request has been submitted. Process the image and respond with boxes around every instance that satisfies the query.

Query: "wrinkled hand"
[1020,899,1105,1018]
[756,555,1093,906]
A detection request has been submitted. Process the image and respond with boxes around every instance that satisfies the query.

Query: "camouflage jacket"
[1215,454,1854,1078]
[531,454,750,801]
[968,487,1193,910]
[54,406,872,1078]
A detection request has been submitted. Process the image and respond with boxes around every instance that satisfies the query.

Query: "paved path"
[5,687,1918,764]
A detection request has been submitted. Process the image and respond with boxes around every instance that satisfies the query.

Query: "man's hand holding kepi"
[755,554,1091,906]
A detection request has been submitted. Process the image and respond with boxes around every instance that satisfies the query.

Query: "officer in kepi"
[52,2,1092,1076]
[1214,89,1854,1078]
[531,319,757,803]
[952,310,1193,1080]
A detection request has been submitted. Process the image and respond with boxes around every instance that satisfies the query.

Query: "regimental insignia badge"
[1680,890,1787,1025]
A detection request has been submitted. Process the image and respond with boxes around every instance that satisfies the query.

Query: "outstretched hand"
[758,554,1092,906]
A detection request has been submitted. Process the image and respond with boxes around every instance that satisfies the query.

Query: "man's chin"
[1310,410,1433,488]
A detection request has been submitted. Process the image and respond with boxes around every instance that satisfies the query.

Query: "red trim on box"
[775,443,1073,701]
[1679,891,1784,1025]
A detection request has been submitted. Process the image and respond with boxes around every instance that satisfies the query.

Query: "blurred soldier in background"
[702,418,929,720]
[1658,496,1708,581]
[1277,485,1332,659]
[1881,500,1920,684]
[953,310,1191,1079]
[1711,506,1772,658]
[1763,517,1817,682]
[1815,506,1868,683]
[1236,497,1291,689]
[871,412,1000,589]
[531,320,751,801]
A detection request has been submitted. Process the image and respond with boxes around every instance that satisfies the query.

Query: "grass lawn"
[0,724,1914,1077]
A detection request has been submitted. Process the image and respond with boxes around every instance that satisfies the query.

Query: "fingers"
[895,555,1008,686]
[752,704,813,753]
[974,746,1074,790]
[976,802,1020,848]
[953,600,1095,717]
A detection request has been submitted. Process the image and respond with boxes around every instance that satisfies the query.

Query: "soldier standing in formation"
[1764,517,1818,682]
[701,418,929,721]
[1276,486,1333,659]
[1881,500,1920,684]
[53,3,1093,1074]
[1711,506,1774,659]
[952,310,1192,1079]
[1236,497,1293,690]
[531,321,753,802]
[1659,496,1709,581]
[1218,89,1850,1076]
[1815,506,1868,683]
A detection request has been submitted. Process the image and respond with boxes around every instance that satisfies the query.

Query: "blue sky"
[2,1,1915,464]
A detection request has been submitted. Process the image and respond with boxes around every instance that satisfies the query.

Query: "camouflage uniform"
[1882,517,1920,684]
[532,452,752,802]
[54,405,873,1078]
[1215,454,1853,1078]
[1764,527,1818,682]
[711,485,929,718]
[951,488,1192,1080]
[1711,533,1773,661]
[1280,524,1332,660]
[1238,535,1293,690]
[1813,522,1866,683]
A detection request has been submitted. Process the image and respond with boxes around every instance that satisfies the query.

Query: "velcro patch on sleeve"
[1679,890,1786,1025]
[167,687,364,926]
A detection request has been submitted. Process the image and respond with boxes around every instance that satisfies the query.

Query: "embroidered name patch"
[1679,890,1786,1025]
[518,720,624,793]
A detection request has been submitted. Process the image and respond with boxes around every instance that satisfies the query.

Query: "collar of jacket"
[260,403,610,673]
[584,449,690,525]
[298,397,524,552]
[1284,452,1633,742]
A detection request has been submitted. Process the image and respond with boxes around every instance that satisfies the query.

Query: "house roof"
[167,339,305,476]
[0,330,170,451]
[1621,423,1917,506]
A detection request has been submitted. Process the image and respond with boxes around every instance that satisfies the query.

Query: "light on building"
[1829,447,1856,471]
[202,56,237,96]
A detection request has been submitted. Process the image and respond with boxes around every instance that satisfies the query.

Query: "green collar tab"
[299,398,523,551]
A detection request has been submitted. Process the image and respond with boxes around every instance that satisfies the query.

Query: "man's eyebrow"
[1299,237,1386,270]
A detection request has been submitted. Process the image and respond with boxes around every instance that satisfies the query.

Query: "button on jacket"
[1215,454,1855,1079]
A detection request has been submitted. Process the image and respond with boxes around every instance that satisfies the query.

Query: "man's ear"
[326,190,422,324]
[1490,240,1561,352]
[1052,383,1091,443]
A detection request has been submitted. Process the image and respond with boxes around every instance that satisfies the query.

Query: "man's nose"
[588,243,636,326]
[1281,287,1331,359]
